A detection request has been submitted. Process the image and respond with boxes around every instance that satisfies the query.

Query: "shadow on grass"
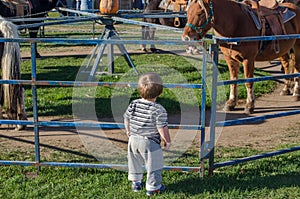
[166,167,300,195]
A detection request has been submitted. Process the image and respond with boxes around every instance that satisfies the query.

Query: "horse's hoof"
[141,47,147,52]
[223,104,235,112]
[244,107,254,114]
[280,89,291,96]
[15,125,26,131]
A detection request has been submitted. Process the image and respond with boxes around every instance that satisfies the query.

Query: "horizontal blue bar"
[214,146,300,168]
[218,73,300,86]
[216,109,300,127]
[0,80,203,89]
[17,16,103,30]
[214,34,300,43]
[0,120,201,130]
[0,37,206,46]
[0,120,34,125]
[0,160,200,172]
[2,73,300,88]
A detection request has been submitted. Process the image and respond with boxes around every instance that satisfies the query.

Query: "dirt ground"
[1,46,300,163]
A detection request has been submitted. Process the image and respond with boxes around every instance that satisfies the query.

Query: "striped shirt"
[124,99,168,144]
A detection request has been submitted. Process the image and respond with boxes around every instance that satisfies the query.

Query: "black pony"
[141,0,189,52]
[0,0,66,57]
[141,0,198,53]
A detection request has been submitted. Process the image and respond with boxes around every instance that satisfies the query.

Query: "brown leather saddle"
[242,0,296,53]
[159,0,189,27]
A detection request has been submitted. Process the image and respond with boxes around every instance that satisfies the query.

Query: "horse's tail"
[0,16,27,128]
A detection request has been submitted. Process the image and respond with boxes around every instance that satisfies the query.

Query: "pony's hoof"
[280,89,291,96]
[186,48,193,54]
[193,48,201,54]
[141,47,147,52]
[150,48,159,53]
[36,53,42,58]
[244,107,254,114]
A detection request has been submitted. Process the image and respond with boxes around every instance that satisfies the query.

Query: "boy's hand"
[164,142,171,150]
[126,131,130,137]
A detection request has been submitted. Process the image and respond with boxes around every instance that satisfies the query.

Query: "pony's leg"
[29,27,41,58]
[0,105,2,121]
[243,59,255,114]
[224,57,240,111]
[16,87,27,131]
[141,25,147,52]
[279,53,293,96]
[0,86,2,121]
[149,27,157,52]
[292,44,300,101]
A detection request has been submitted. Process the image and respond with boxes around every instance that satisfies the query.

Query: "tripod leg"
[117,43,138,74]
[88,29,113,81]
[107,40,114,74]
[109,30,138,74]
[86,27,109,70]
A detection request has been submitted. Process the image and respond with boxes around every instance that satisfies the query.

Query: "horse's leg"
[279,52,293,96]
[243,59,255,114]
[224,57,240,111]
[292,43,300,101]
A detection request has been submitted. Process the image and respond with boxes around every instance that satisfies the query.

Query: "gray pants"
[128,135,164,191]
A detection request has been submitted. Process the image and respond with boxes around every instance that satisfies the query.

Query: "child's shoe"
[131,181,142,192]
[146,185,166,197]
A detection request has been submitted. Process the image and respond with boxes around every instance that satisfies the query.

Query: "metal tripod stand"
[86,19,138,81]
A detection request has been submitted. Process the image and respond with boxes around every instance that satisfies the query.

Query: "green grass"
[0,144,299,198]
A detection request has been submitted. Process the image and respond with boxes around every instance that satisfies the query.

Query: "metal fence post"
[208,43,219,176]
[200,41,207,178]
[31,42,40,170]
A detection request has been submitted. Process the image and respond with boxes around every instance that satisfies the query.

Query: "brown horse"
[182,0,300,114]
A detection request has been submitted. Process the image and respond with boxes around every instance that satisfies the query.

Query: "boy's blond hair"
[137,73,163,99]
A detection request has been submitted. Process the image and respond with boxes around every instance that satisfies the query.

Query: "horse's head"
[182,0,213,41]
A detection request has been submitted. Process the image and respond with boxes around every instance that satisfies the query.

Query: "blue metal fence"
[207,34,300,176]
[0,35,300,176]
[0,37,205,173]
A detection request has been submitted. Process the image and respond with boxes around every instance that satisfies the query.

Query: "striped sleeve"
[155,105,168,128]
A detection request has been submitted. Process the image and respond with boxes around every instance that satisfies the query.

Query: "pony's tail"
[0,16,27,125]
